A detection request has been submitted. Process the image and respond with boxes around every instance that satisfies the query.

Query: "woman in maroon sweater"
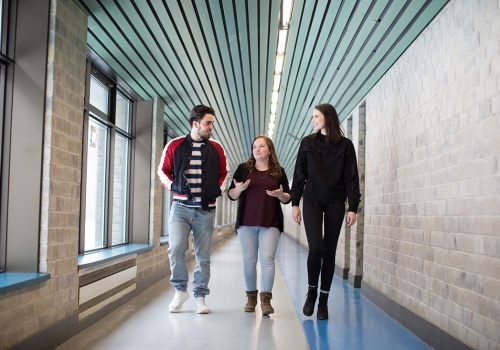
[228,135,290,315]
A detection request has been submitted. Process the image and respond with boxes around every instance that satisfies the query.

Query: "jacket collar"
[186,133,208,146]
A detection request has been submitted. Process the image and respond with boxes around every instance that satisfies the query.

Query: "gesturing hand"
[233,179,251,191]
[266,184,284,197]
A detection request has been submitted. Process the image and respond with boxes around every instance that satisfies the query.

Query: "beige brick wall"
[348,104,366,283]
[136,98,169,281]
[360,0,500,348]
[0,1,171,348]
[0,0,87,348]
[336,116,353,275]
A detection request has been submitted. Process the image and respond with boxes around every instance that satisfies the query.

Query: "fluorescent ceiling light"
[277,30,288,54]
[275,54,284,74]
[273,75,281,91]
[271,104,277,114]
[282,0,293,27]
[271,91,279,104]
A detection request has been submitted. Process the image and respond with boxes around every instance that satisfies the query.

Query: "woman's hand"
[265,184,283,197]
[266,185,290,203]
[346,211,357,227]
[233,179,250,191]
[228,179,250,200]
[292,206,301,225]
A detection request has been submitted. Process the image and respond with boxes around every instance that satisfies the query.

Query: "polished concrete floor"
[56,234,431,350]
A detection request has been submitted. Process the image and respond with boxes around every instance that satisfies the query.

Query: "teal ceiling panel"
[87,32,149,99]
[259,0,280,136]
[277,0,319,138]
[235,0,255,140]
[74,0,449,176]
[279,0,361,166]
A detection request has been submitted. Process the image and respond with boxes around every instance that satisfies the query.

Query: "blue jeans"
[168,202,215,298]
[237,226,280,292]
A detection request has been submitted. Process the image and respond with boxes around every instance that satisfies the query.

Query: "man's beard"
[198,129,211,140]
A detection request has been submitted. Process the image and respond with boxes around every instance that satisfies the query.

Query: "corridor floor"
[56,234,430,350]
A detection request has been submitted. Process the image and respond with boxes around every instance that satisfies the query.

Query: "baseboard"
[348,273,362,288]
[361,281,472,350]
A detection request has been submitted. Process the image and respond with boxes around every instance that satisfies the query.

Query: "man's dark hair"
[189,105,215,126]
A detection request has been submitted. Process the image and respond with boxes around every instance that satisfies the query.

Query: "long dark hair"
[314,103,344,144]
[245,135,283,179]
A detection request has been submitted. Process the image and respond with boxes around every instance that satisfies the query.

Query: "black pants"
[302,198,345,292]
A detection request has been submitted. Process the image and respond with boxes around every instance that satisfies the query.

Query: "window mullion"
[106,127,115,248]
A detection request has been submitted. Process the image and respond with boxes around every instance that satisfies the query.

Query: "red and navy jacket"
[157,134,230,210]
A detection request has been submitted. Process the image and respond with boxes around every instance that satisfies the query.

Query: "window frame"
[80,61,135,254]
[0,0,16,272]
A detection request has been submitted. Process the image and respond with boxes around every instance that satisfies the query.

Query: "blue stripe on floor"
[276,233,432,350]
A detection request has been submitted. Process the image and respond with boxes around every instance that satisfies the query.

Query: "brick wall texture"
[360,0,500,348]
[1,0,499,349]
[136,98,169,281]
[0,0,87,348]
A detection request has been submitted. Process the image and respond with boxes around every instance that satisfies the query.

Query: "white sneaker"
[194,297,210,314]
[169,291,189,313]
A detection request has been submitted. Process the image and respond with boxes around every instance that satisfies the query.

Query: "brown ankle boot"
[260,292,274,315]
[244,290,258,312]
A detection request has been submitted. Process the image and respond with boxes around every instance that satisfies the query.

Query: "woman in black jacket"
[228,135,290,316]
[291,103,361,320]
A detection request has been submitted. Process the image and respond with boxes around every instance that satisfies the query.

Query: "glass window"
[115,92,130,132]
[81,67,134,253]
[84,118,108,251]
[111,133,129,245]
[89,76,109,115]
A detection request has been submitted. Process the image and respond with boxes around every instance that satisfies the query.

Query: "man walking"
[158,105,229,314]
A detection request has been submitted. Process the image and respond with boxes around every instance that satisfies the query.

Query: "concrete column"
[348,103,366,288]
[335,116,353,279]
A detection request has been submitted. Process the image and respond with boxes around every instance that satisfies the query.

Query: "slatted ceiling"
[327,4,388,99]
[277,1,358,168]
[203,7,243,145]
[260,2,276,134]
[74,0,448,177]
[275,0,308,141]
[246,5,258,134]
[325,1,402,116]
[127,5,193,109]
[277,0,448,174]
[333,1,431,118]
[234,1,250,129]
[224,2,250,148]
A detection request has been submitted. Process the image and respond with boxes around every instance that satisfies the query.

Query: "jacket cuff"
[348,203,359,213]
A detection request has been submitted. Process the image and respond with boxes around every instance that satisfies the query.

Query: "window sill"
[160,236,169,246]
[78,244,153,269]
[0,272,51,294]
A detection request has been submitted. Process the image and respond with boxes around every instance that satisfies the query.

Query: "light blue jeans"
[237,226,280,292]
[168,202,215,298]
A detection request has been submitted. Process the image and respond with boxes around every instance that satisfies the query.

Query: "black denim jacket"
[290,133,361,213]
